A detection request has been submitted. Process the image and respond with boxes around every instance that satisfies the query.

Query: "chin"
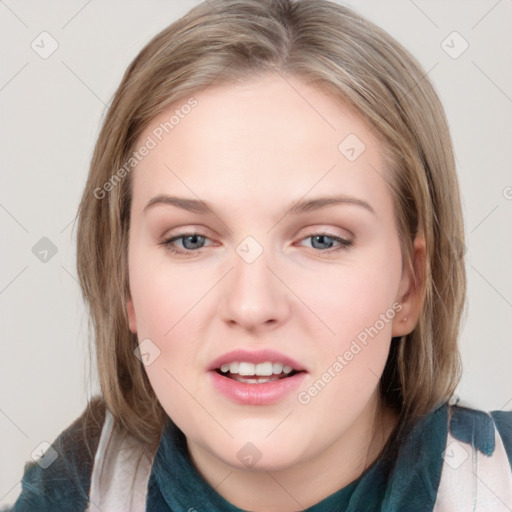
[204,431,309,473]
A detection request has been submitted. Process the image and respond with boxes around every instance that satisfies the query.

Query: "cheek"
[129,262,205,423]
[128,246,215,395]
[297,244,402,387]
[129,249,206,339]
[300,255,401,340]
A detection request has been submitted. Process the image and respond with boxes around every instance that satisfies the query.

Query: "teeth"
[231,375,280,384]
[255,362,273,376]
[238,362,255,375]
[219,361,295,376]
[272,362,283,374]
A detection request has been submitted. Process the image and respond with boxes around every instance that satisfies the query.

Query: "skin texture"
[126,72,425,511]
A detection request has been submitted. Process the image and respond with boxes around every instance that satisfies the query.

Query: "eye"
[161,232,211,256]
[298,233,352,253]
[160,231,352,257]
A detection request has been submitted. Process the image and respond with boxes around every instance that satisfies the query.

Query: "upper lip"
[208,348,307,372]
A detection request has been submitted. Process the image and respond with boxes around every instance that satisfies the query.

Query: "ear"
[392,234,426,337]
[126,294,138,334]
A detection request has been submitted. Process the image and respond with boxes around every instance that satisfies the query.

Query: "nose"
[219,243,291,332]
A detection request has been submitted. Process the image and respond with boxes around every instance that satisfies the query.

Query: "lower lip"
[208,371,307,406]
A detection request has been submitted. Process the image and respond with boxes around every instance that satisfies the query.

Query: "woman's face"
[126,73,416,473]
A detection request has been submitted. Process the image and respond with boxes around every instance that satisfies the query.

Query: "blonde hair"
[76,0,466,451]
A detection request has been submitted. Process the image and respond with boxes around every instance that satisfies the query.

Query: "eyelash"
[160,231,352,257]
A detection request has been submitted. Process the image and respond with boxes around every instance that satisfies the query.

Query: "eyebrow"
[143,194,376,217]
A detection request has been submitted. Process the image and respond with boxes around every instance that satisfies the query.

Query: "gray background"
[1,0,511,506]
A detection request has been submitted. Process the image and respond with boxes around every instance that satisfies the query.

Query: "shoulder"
[434,398,512,511]
[447,398,512,468]
[8,395,107,512]
[489,407,512,467]
[378,399,512,511]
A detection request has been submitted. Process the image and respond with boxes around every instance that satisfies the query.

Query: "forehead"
[130,73,392,218]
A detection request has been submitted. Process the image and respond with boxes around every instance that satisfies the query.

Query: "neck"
[186,393,399,511]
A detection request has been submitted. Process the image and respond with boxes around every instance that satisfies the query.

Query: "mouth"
[207,349,308,405]
[215,361,302,384]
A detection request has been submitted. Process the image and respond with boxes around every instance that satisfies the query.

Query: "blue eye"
[162,233,208,254]
[161,232,352,256]
[301,234,352,252]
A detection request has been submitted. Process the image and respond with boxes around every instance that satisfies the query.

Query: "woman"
[9,1,512,510]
